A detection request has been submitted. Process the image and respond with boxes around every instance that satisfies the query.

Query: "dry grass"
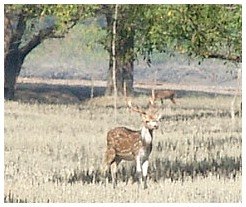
[4,94,242,202]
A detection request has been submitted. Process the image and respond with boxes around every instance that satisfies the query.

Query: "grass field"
[4,86,242,202]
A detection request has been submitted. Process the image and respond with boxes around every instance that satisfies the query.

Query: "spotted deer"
[150,89,176,105]
[103,100,162,189]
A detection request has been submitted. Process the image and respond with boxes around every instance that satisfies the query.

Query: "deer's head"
[127,100,163,130]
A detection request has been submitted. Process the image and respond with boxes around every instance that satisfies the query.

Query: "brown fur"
[105,127,142,163]
[152,90,176,104]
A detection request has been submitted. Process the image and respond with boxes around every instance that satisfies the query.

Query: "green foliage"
[5,4,242,72]
[133,5,242,61]
[101,5,241,62]
[6,4,241,64]
[5,4,99,45]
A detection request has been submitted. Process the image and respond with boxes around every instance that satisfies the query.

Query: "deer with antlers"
[102,100,162,189]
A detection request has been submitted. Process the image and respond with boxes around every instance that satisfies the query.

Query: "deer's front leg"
[142,160,149,189]
[136,155,142,187]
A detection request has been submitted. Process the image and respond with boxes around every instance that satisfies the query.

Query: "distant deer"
[150,89,176,105]
[102,100,162,189]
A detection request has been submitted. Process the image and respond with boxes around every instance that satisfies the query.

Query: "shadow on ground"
[15,82,106,104]
[14,81,233,105]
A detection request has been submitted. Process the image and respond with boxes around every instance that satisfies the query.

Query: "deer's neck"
[141,126,153,144]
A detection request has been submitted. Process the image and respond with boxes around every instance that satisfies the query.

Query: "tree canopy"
[98,4,241,95]
[4,4,242,100]
[125,4,241,63]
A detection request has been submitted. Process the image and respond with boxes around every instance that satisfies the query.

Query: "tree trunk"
[4,51,24,100]
[106,54,134,96]
[104,6,135,96]
[4,13,26,100]
[4,9,53,100]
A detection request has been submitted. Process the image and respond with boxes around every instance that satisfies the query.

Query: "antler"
[127,99,164,122]
[127,100,146,115]
[157,114,164,121]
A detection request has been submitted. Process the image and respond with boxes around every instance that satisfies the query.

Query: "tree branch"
[19,26,59,60]
[206,53,241,63]
[19,17,80,60]
[6,11,27,52]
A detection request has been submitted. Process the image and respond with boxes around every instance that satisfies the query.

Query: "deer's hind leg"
[103,148,116,172]
[103,148,121,188]
[110,158,121,188]
[160,98,163,105]
[101,148,115,183]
